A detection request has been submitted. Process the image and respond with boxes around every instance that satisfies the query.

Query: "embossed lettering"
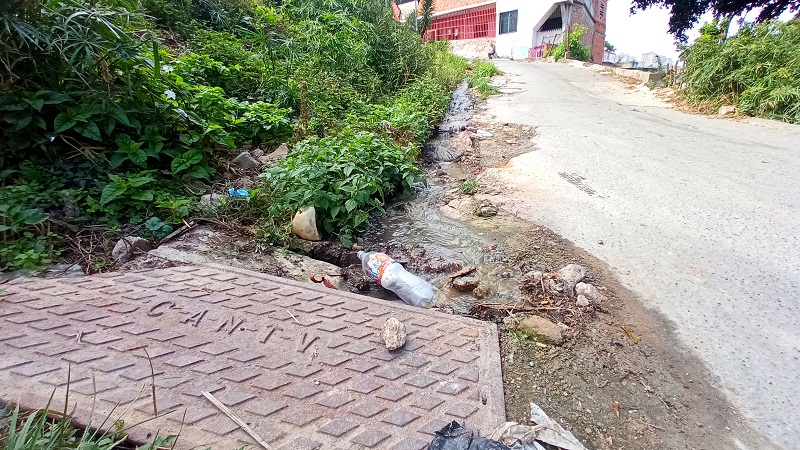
[181,310,207,327]
[147,301,175,317]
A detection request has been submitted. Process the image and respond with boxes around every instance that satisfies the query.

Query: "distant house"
[395,0,608,63]
[640,52,674,70]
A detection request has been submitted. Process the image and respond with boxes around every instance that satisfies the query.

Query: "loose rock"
[112,237,153,264]
[44,263,84,278]
[199,193,226,210]
[231,151,260,170]
[576,295,590,307]
[477,201,498,217]
[520,270,544,293]
[260,143,290,167]
[718,105,736,116]
[382,317,407,350]
[575,282,602,303]
[473,284,489,299]
[517,315,564,345]
[556,264,586,294]
[234,176,257,189]
[452,276,481,292]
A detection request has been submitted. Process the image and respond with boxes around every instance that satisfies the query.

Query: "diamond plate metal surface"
[0,264,505,449]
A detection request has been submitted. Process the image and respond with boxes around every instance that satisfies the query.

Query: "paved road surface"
[484,61,800,449]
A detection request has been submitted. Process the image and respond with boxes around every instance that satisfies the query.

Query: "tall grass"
[681,19,800,123]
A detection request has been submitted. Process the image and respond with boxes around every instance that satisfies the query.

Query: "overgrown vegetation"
[0,0,467,269]
[680,19,800,123]
[467,61,501,98]
[549,25,590,62]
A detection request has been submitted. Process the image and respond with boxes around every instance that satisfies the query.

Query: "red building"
[395,0,608,63]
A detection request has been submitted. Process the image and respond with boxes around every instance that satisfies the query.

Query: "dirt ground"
[96,79,776,450]
[437,90,776,450]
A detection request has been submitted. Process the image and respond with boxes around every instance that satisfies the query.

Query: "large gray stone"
[556,264,586,294]
[231,151,260,170]
[112,237,153,264]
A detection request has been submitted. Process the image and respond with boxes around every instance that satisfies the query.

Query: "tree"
[630,0,800,40]
[418,0,433,37]
[604,40,616,52]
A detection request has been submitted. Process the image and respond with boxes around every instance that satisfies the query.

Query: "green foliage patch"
[680,19,800,123]
[550,25,591,62]
[0,0,467,268]
[467,60,501,98]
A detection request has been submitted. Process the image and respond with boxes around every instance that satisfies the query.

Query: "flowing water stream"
[362,83,521,313]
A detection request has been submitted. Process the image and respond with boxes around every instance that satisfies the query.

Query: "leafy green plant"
[0,0,468,269]
[458,180,479,195]
[467,61,500,98]
[550,25,590,62]
[262,131,420,246]
[507,330,530,349]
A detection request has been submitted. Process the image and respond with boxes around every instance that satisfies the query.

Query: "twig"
[202,391,272,450]
[158,221,196,246]
[143,348,157,416]
[639,419,665,431]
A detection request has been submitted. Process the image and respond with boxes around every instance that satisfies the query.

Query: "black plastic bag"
[428,421,511,450]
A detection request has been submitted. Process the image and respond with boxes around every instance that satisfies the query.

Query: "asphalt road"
[484,61,800,449]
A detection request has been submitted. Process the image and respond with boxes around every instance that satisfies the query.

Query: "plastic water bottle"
[358,251,436,307]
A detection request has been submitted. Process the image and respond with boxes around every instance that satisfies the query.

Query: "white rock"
[112,237,152,264]
[200,193,226,209]
[575,282,602,302]
[382,317,407,350]
[576,295,590,307]
[718,105,736,116]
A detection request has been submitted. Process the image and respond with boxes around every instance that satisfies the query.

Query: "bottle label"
[364,253,394,285]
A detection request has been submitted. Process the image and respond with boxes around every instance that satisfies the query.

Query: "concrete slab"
[0,264,505,449]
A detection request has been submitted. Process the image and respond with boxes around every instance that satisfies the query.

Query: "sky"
[605,1,797,62]
[604,2,693,62]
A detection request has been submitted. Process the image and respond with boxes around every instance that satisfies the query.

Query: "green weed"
[458,180,479,195]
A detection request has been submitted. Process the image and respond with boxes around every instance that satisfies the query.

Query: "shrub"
[261,131,420,246]
[550,25,590,62]
[680,19,800,123]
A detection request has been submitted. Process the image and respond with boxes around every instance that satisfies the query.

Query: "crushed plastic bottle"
[358,251,436,307]
[227,188,250,197]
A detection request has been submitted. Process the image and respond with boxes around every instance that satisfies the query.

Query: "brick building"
[396,0,608,63]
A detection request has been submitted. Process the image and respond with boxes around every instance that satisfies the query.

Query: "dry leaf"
[448,266,476,279]
[613,401,620,417]
[620,325,639,344]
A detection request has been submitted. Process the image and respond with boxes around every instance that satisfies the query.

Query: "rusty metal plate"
[0,264,505,449]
